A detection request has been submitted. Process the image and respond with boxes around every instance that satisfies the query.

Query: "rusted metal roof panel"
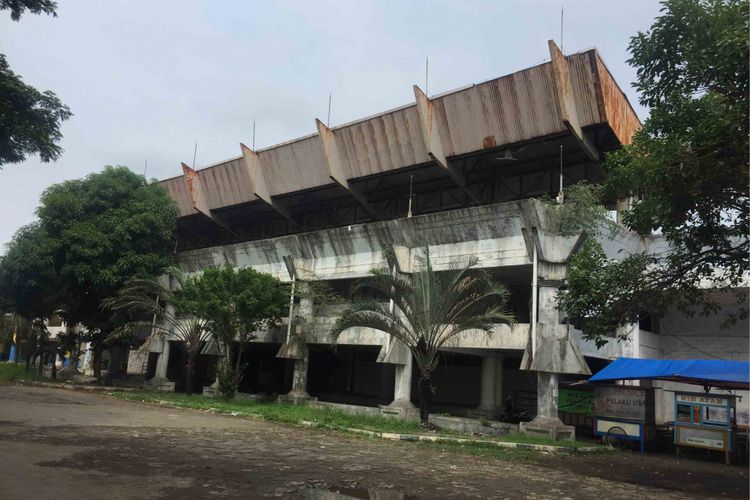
[333,104,429,178]
[259,134,331,196]
[432,63,566,157]
[160,176,195,217]
[567,52,604,127]
[198,156,256,210]
[593,52,641,145]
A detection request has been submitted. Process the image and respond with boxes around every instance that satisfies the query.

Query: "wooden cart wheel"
[605,426,629,450]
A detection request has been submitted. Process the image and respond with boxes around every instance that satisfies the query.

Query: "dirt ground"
[0,385,747,499]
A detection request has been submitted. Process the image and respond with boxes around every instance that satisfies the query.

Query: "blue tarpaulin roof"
[589,358,750,389]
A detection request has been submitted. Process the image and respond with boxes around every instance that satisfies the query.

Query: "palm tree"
[103,268,211,395]
[331,248,515,426]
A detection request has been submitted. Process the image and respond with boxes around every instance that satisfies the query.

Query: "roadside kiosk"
[592,385,655,452]
[588,357,750,461]
[674,391,737,463]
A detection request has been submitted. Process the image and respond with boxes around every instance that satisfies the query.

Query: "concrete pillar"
[287,357,310,400]
[479,357,497,410]
[494,357,504,407]
[471,356,504,419]
[536,371,559,419]
[381,353,417,419]
[154,338,170,380]
[393,355,413,403]
[279,282,315,404]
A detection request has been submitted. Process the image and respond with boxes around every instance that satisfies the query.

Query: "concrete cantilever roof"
[160,41,640,220]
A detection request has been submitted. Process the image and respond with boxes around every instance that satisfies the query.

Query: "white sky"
[0,0,662,248]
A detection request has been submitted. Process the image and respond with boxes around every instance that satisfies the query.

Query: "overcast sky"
[0,0,663,248]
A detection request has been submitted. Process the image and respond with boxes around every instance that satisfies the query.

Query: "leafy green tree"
[0,0,71,166]
[36,166,178,382]
[0,222,59,320]
[560,0,749,342]
[104,268,211,395]
[1,0,57,20]
[331,249,515,426]
[178,266,288,400]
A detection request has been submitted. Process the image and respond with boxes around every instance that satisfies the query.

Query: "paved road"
[0,385,746,499]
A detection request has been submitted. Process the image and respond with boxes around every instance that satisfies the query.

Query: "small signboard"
[593,386,652,421]
[559,388,593,416]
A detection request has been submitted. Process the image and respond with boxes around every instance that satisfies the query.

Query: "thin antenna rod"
[407,174,414,218]
[425,57,429,95]
[558,144,564,204]
[560,6,564,53]
[143,159,148,177]
[252,121,256,150]
[327,92,332,127]
[192,141,198,169]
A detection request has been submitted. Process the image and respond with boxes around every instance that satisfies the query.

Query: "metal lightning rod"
[327,92,332,127]
[425,57,429,95]
[560,6,564,54]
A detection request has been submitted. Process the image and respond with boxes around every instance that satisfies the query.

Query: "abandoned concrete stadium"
[123,41,748,437]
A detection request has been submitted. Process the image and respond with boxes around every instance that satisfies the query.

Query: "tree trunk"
[418,375,432,426]
[51,351,57,380]
[185,349,199,395]
[93,344,103,384]
[103,345,121,386]
[37,352,45,376]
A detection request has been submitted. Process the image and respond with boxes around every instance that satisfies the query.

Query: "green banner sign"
[559,388,593,416]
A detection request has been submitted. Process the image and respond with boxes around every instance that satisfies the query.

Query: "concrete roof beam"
[413,85,480,203]
[239,143,303,229]
[315,119,377,219]
[548,40,600,162]
[180,163,238,235]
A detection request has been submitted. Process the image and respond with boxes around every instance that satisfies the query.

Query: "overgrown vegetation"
[0,362,46,382]
[331,247,515,426]
[559,0,749,343]
[0,0,71,167]
[109,390,592,449]
[177,265,289,400]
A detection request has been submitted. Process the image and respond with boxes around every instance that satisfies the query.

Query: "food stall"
[592,385,655,452]
[588,357,749,462]
[674,391,737,463]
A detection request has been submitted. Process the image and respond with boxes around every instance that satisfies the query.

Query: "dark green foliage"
[0,223,58,319]
[331,248,515,425]
[179,265,289,397]
[104,268,211,394]
[33,166,178,381]
[561,0,749,342]
[0,0,57,20]
[0,0,70,166]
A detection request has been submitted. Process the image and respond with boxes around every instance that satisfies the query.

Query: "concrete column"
[618,322,641,386]
[279,282,315,404]
[471,356,503,419]
[154,338,170,380]
[287,357,310,400]
[478,357,497,410]
[392,355,413,403]
[381,353,417,419]
[494,357,504,407]
[536,371,559,419]
[146,337,175,392]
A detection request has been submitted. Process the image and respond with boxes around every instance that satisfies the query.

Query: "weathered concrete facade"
[143,41,747,435]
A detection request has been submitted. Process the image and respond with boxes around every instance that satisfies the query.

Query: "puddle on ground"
[303,486,416,500]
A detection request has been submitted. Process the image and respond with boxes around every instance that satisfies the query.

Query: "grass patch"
[416,439,542,462]
[111,390,426,435]
[0,362,46,383]
[110,390,598,450]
